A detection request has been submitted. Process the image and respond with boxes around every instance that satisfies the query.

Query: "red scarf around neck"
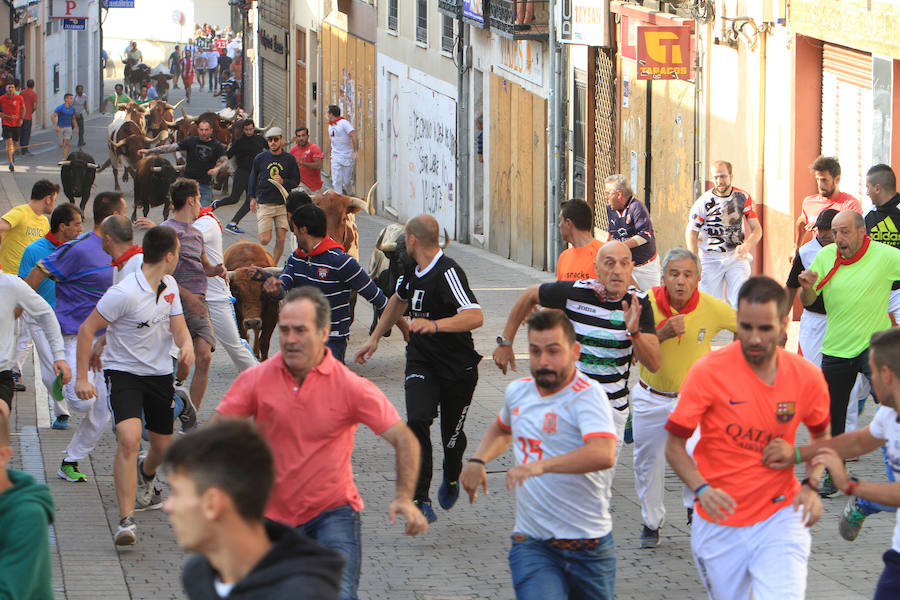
[294,235,344,259]
[44,232,64,247]
[653,285,700,342]
[198,207,223,232]
[816,235,870,291]
[112,245,142,269]
[328,115,344,126]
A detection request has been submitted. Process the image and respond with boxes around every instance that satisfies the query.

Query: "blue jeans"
[298,505,360,600]
[858,445,898,515]
[198,184,213,207]
[327,337,347,363]
[876,549,900,600]
[508,533,616,600]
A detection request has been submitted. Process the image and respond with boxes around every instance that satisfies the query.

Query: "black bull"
[58,151,99,211]
[132,156,180,221]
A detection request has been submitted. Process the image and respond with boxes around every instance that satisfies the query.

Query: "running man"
[326,105,358,195]
[0,82,24,170]
[865,164,900,322]
[686,160,763,307]
[290,126,325,194]
[75,225,193,546]
[357,214,483,523]
[461,310,618,599]
[211,118,266,235]
[603,174,659,290]
[633,248,736,548]
[248,127,300,265]
[556,198,602,281]
[794,156,861,256]
[665,276,830,600]
[52,93,77,157]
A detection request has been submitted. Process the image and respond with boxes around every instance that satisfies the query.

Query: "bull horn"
[226,270,235,277]
[263,266,283,274]
[365,181,377,215]
[170,98,185,112]
[151,166,162,172]
[113,138,128,148]
[438,228,451,249]
[375,228,397,253]
[87,162,98,168]
[268,178,289,201]
[181,107,196,121]
[135,105,147,113]
[58,160,71,166]
[164,120,176,127]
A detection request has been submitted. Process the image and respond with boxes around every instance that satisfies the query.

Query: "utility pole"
[455,6,470,243]
[547,0,565,270]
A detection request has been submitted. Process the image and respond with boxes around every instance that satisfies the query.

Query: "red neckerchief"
[294,236,344,258]
[111,245,142,269]
[588,280,626,303]
[44,232,64,247]
[328,116,344,126]
[816,236,871,291]
[653,285,700,342]
[198,207,222,232]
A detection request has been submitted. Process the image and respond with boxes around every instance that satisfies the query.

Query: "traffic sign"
[105,0,135,7]
[62,17,85,29]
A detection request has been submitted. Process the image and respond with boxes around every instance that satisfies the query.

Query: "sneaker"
[640,525,660,549]
[58,461,87,482]
[686,507,694,526]
[135,485,164,511]
[8,163,13,172]
[437,477,459,510]
[414,500,437,524]
[209,200,220,210]
[839,496,868,541]
[819,471,839,498]
[12,371,25,392]
[51,415,70,430]
[176,387,197,432]
[624,411,633,444]
[224,222,245,235]
[114,515,137,546]
[135,457,158,509]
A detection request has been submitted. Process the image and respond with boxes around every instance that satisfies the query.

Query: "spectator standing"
[52,93,77,157]
[18,79,36,156]
[195,51,207,90]
[205,48,219,92]
[72,85,88,147]
[290,126,324,194]
[168,45,181,89]
[0,82,24,171]
[326,105,358,195]
[556,198,601,281]
[180,51,195,104]
[604,174,659,290]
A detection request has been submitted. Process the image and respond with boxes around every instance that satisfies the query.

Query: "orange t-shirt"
[801,191,862,229]
[665,341,830,527]
[556,239,602,281]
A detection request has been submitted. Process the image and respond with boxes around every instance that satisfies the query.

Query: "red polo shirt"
[290,142,324,191]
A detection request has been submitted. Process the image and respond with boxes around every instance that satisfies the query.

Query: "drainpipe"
[456,10,470,243]
[755,27,767,274]
[547,0,560,270]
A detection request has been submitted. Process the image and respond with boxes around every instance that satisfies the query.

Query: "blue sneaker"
[414,500,437,524]
[225,222,245,235]
[438,477,460,510]
[624,411,634,444]
[12,371,25,392]
[51,415,69,430]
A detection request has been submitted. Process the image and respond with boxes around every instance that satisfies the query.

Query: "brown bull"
[116,101,147,132]
[145,98,184,139]
[224,241,280,360]
[180,108,233,145]
[103,117,166,192]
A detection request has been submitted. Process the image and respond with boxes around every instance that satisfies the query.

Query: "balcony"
[437,0,458,17]
[489,0,548,41]
[440,0,492,28]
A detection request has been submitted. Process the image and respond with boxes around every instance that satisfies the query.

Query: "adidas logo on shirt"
[871,217,900,243]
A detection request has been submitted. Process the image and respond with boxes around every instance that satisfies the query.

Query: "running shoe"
[224,222,245,235]
[414,500,437,524]
[114,515,137,546]
[12,371,25,392]
[624,411,633,444]
[135,457,160,510]
[437,477,459,510]
[51,415,69,430]
[640,525,660,549]
[839,496,868,541]
[819,471,839,498]
[175,387,197,432]
[58,461,87,482]
[8,163,13,172]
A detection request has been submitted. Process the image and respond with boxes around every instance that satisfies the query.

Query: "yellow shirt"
[639,290,737,392]
[556,239,602,281]
[0,204,49,274]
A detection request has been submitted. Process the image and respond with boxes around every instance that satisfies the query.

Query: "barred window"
[388,0,398,31]
[416,0,428,43]
[441,16,453,52]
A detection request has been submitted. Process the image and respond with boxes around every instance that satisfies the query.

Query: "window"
[388,0,398,32]
[416,0,427,43]
[573,71,587,201]
[441,15,453,52]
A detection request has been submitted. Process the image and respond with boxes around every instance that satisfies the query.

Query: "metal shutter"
[821,43,873,209]
[261,59,287,131]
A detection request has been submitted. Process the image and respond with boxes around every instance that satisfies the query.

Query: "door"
[295,27,307,130]
[386,72,399,211]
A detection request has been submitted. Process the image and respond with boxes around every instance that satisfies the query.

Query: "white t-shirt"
[205,50,219,70]
[867,405,900,553]
[328,118,355,164]
[113,252,144,285]
[226,40,241,60]
[193,214,229,302]
[96,268,183,376]
[0,272,65,371]
[498,373,617,540]
[688,187,757,258]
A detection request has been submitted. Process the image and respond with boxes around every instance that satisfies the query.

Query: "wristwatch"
[496,335,513,347]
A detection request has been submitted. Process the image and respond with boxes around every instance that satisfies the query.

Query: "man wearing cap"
[248,127,300,265]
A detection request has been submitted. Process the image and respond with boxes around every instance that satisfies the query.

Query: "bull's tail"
[96,159,111,173]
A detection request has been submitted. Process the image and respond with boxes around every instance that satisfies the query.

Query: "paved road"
[3,80,891,599]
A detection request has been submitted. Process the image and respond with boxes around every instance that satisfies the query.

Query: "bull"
[124,61,151,97]
[144,98,184,140]
[102,117,166,191]
[223,241,281,360]
[132,156,180,221]
[58,151,99,211]
[180,108,233,145]
[150,73,173,102]
[116,101,147,132]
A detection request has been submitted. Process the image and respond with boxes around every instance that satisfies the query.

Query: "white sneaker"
[115,515,137,546]
[135,457,162,510]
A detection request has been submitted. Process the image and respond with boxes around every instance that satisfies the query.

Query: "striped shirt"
[538,280,656,409]
[278,240,387,338]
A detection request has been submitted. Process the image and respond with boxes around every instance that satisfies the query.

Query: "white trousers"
[13,315,31,373]
[632,255,661,291]
[22,315,69,418]
[632,382,678,530]
[208,299,258,373]
[331,161,354,195]
[699,255,751,308]
[62,335,111,462]
[692,505,810,600]
[797,310,871,432]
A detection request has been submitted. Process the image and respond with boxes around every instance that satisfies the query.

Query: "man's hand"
[461,461,488,504]
[263,276,281,295]
[272,173,283,185]
[696,487,737,524]
[493,345,516,374]
[761,437,796,469]
[354,337,379,364]
[88,339,105,372]
[177,343,195,372]
[53,360,72,385]
[506,461,542,490]
[798,270,819,291]
[134,217,156,230]
[54,125,60,132]
[735,242,751,259]
[207,167,217,176]
[250,198,258,213]
[138,148,150,156]
[75,377,96,400]
[204,262,226,278]
[388,498,428,536]
[811,447,850,490]
[623,292,642,334]
[408,318,437,335]
[793,484,823,527]
[658,314,686,340]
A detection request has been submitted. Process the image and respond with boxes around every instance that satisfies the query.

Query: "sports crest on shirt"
[317,266,329,279]
[542,412,558,434]
[776,401,795,423]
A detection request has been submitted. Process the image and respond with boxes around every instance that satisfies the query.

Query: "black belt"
[639,379,679,398]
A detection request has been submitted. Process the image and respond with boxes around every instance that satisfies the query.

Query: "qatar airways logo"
[724,423,779,452]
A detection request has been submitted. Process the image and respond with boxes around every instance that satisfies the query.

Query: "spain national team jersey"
[665,342,830,526]
[639,287,737,393]
[689,187,757,255]
[498,373,617,539]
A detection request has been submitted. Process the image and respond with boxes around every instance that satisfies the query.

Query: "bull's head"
[268,179,375,215]
[227,267,281,330]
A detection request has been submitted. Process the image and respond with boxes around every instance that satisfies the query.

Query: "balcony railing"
[440,0,492,28]
[489,0,549,41]
[437,0,459,17]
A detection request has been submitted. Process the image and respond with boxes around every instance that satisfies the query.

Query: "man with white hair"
[603,174,659,290]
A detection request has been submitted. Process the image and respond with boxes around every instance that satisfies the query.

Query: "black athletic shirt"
[227,133,267,171]
[538,280,656,408]
[865,193,900,290]
[395,251,482,378]
[177,136,226,185]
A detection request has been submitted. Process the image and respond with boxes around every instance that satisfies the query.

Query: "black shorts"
[105,370,174,435]
[0,370,13,410]
[2,125,19,142]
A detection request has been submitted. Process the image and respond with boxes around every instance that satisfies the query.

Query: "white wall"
[193,0,229,29]
[103,0,196,45]
[43,9,100,126]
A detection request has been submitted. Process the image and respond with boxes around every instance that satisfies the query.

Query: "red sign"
[636,25,693,80]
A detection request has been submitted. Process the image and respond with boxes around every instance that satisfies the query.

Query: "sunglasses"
[268,136,281,142]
